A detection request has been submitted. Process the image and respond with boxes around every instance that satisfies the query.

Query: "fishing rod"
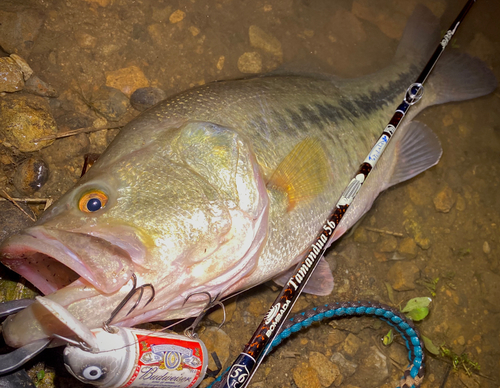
[213,1,477,387]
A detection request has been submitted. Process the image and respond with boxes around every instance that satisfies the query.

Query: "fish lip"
[0,226,134,295]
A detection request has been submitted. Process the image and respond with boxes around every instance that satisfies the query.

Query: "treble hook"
[103,274,155,333]
[183,291,226,338]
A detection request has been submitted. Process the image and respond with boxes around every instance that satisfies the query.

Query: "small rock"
[343,333,363,356]
[237,52,262,74]
[169,9,186,24]
[482,241,490,254]
[0,56,25,92]
[327,329,347,347]
[292,362,322,388]
[397,238,418,258]
[433,186,456,213]
[105,66,149,97]
[89,130,112,154]
[74,31,97,49]
[455,194,466,211]
[0,54,33,93]
[130,87,166,111]
[330,352,357,377]
[55,112,94,131]
[0,94,57,152]
[13,158,49,195]
[91,86,130,121]
[40,134,90,164]
[386,343,408,367]
[403,219,431,250]
[0,8,44,58]
[387,261,419,291]
[198,327,231,370]
[249,25,283,58]
[189,26,200,36]
[24,75,58,98]
[216,56,225,71]
[349,346,390,388]
[377,235,398,253]
[309,352,341,387]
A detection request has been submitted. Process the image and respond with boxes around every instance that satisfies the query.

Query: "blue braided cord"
[270,302,424,387]
[207,301,424,388]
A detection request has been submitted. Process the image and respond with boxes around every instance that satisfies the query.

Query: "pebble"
[13,158,49,195]
[433,186,456,213]
[0,7,44,58]
[403,219,431,250]
[308,352,341,387]
[216,56,225,71]
[169,9,186,24]
[105,66,149,97]
[292,362,322,388]
[0,94,57,152]
[0,54,33,92]
[0,56,25,92]
[198,327,231,370]
[343,333,362,356]
[483,241,490,254]
[397,237,418,258]
[330,352,357,377]
[90,86,130,121]
[130,87,166,111]
[387,261,419,291]
[455,194,466,211]
[249,25,283,59]
[40,134,90,164]
[74,31,98,49]
[327,329,347,347]
[237,52,262,74]
[376,235,398,253]
[349,346,389,388]
[24,75,58,98]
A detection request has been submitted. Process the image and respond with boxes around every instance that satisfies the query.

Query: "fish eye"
[82,365,104,380]
[78,190,108,213]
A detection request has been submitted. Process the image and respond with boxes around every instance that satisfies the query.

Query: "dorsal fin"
[267,138,331,211]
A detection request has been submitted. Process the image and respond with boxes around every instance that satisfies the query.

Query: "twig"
[0,197,51,203]
[365,227,403,237]
[1,190,36,222]
[34,124,122,142]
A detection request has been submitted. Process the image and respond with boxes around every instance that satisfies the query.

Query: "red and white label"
[123,333,205,388]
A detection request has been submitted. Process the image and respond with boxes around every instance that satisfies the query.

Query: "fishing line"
[212,1,477,388]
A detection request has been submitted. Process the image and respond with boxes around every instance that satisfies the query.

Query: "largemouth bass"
[0,6,496,348]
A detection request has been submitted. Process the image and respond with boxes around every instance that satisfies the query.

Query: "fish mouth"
[0,226,135,295]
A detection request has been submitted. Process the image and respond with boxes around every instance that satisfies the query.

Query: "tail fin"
[425,52,498,106]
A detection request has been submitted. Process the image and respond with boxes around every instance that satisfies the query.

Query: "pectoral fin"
[267,138,331,211]
[273,257,334,296]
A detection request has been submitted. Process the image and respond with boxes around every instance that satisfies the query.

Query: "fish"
[0,6,496,348]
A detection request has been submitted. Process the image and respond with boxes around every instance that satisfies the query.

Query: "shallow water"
[0,0,499,387]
